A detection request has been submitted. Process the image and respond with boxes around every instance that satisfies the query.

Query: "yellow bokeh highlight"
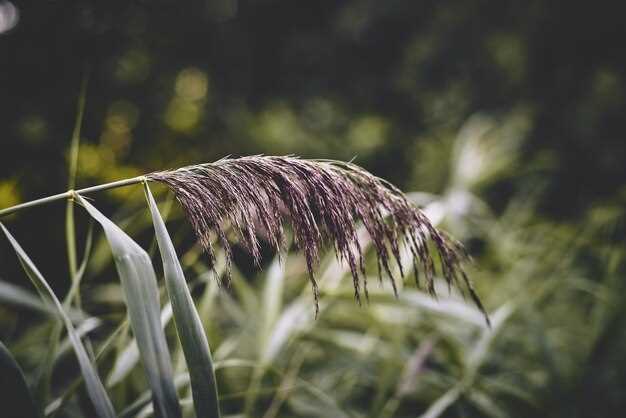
[165,67,210,133]
[347,116,389,153]
[101,101,139,155]
[0,180,21,208]
[175,68,209,101]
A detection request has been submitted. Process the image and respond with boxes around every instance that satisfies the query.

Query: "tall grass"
[0,145,486,417]
[1,110,620,418]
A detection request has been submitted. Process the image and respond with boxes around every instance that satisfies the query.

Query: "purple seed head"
[147,155,488,324]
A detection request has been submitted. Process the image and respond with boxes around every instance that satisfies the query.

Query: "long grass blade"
[419,386,462,418]
[0,223,115,418]
[0,340,41,418]
[55,317,102,362]
[107,302,173,387]
[259,258,285,362]
[144,183,221,418]
[66,73,89,290]
[64,219,94,308]
[75,195,182,418]
[0,279,55,316]
[44,319,132,417]
[243,258,286,416]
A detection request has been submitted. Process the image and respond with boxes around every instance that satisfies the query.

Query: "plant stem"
[0,176,147,217]
[66,72,89,304]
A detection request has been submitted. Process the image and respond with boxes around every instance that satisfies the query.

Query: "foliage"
[0,120,624,417]
[1,1,625,417]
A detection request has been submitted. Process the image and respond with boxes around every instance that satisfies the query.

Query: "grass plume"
[148,156,488,323]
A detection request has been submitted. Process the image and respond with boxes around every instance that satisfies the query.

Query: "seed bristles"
[147,155,488,323]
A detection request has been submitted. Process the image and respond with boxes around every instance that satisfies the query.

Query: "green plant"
[0,155,484,418]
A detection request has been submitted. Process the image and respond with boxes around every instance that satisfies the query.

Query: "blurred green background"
[1,1,625,417]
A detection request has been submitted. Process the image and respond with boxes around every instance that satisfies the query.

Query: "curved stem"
[0,176,147,217]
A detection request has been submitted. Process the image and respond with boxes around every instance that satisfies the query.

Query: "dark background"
[2,1,625,211]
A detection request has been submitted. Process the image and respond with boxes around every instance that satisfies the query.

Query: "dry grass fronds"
[147,156,488,323]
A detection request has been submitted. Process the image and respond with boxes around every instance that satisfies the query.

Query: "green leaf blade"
[144,183,221,418]
[0,223,115,418]
[75,195,182,418]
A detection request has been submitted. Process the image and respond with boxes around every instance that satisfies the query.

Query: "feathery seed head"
[147,156,488,324]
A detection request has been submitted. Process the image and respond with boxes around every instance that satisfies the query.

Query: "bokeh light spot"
[0,1,18,35]
[17,115,48,144]
[175,68,209,101]
[0,180,20,207]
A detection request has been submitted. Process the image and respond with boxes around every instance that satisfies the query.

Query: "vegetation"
[0,152,489,417]
[1,126,623,416]
[1,1,625,418]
